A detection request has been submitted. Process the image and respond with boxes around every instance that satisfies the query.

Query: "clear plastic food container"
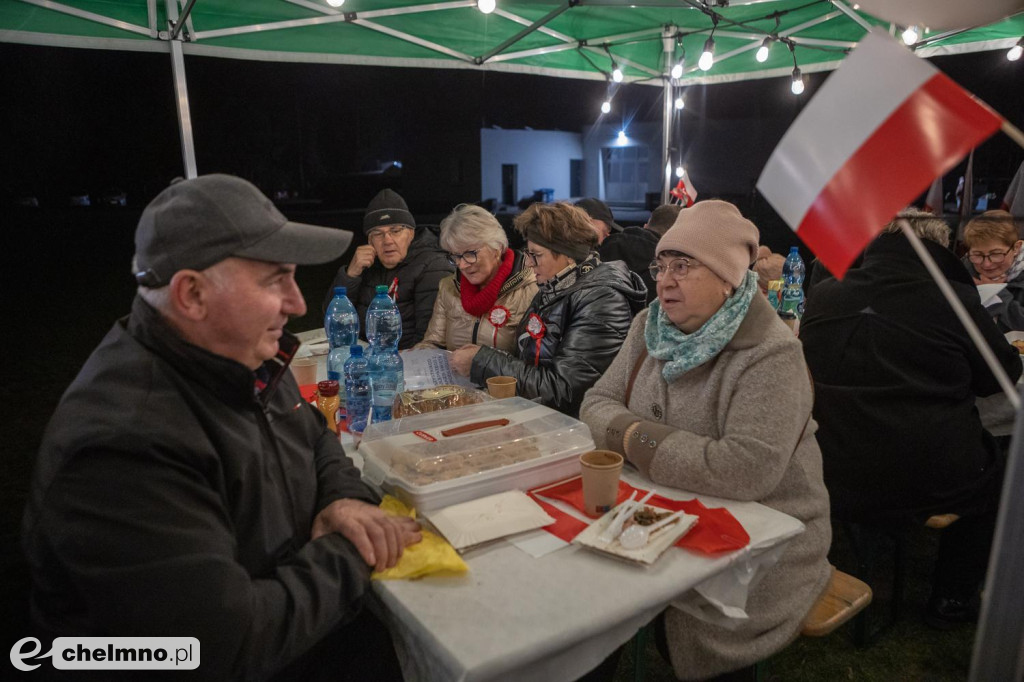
[360,397,595,511]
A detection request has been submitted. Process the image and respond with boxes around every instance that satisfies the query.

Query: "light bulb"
[756,38,770,63]
[674,96,684,110]
[601,100,611,114]
[791,67,804,95]
[1009,40,1023,61]
[675,166,684,178]
[671,62,683,79]
[901,25,919,45]
[617,130,627,142]
[698,37,715,71]
[477,0,495,14]
[612,66,624,82]
[326,0,345,7]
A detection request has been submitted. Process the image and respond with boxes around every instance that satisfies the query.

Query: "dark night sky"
[1,41,1021,210]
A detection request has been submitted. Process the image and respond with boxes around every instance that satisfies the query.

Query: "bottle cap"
[375,284,389,294]
[334,286,347,296]
[349,345,363,356]
[317,380,340,396]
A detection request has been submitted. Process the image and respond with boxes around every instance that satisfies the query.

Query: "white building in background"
[480,122,664,209]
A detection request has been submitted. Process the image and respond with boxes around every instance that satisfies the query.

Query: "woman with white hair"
[415,204,537,353]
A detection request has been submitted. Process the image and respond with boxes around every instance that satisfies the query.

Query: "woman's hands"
[451,345,481,376]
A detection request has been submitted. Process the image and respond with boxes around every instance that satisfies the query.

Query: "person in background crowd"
[325,188,453,349]
[575,197,624,245]
[580,200,830,681]
[800,208,1020,629]
[415,204,537,353]
[752,245,785,297]
[600,203,681,304]
[451,202,646,417]
[963,209,1024,331]
[23,175,421,681]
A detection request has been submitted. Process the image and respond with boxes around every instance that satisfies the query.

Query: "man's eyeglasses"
[446,250,479,267]
[367,226,410,243]
[525,251,545,267]
[968,247,1014,265]
[648,258,695,281]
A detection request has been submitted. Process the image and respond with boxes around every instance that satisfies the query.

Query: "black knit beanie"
[363,189,416,234]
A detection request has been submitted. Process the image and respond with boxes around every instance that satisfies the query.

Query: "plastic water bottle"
[780,246,806,319]
[365,285,404,423]
[324,287,359,390]
[344,345,371,435]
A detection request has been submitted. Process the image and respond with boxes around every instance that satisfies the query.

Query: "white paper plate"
[573,504,698,566]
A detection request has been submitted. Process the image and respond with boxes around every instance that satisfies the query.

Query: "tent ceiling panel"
[1,0,1021,85]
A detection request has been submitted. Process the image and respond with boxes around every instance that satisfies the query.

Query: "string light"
[477,0,496,13]
[670,36,685,79]
[1008,37,1023,62]
[756,37,771,63]
[791,67,804,95]
[901,25,919,46]
[326,0,345,7]
[617,130,627,142]
[674,95,685,110]
[601,100,611,114]
[698,37,715,71]
[675,166,685,178]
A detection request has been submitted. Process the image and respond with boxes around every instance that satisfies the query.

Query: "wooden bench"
[801,566,873,637]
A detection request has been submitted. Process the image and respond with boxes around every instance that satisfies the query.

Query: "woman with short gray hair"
[415,204,537,353]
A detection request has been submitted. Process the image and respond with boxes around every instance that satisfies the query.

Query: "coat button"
[649,440,657,448]
[640,434,648,443]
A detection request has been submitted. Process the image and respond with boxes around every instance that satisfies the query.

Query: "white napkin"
[977,283,1007,306]
[424,490,555,551]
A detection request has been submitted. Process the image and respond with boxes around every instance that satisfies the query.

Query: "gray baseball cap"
[133,174,353,287]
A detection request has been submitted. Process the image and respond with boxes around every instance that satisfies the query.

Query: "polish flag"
[1003,160,1024,216]
[670,174,698,207]
[923,176,943,215]
[757,29,1003,278]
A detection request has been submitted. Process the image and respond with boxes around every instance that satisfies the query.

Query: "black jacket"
[326,227,454,349]
[23,296,378,681]
[471,257,647,417]
[800,233,1020,521]
[599,226,659,304]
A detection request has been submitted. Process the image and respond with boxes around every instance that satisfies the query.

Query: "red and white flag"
[670,174,698,207]
[757,29,1003,278]
[923,176,943,215]
[1003,160,1024,216]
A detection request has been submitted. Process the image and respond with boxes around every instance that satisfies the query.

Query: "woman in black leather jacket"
[451,202,647,417]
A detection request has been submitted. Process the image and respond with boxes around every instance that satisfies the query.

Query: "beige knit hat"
[655,200,760,287]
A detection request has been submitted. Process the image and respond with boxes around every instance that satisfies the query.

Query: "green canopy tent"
[2,0,1022,200]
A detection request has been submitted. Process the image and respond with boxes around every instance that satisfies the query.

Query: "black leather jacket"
[23,296,378,681]
[471,256,647,417]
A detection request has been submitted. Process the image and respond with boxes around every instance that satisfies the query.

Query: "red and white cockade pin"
[526,313,546,366]
[488,305,511,346]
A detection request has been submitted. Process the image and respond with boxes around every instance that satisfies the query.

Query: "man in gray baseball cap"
[24,174,420,681]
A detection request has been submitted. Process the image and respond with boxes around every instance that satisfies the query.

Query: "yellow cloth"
[372,496,469,580]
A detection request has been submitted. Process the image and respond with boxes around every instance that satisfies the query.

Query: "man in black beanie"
[598,203,681,305]
[325,188,453,349]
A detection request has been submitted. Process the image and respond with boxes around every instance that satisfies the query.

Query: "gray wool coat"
[580,294,832,680]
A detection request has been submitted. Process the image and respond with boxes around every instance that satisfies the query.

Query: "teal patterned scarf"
[645,270,758,382]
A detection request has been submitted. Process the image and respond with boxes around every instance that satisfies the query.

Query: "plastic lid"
[333,286,347,296]
[317,380,340,396]
[375,284,389,294]
[349,345,363,356]
[789,246,799,254]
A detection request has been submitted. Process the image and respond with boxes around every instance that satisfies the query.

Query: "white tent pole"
[165,0,197,179]
[899,220,1020,409]
[661,27,673,205]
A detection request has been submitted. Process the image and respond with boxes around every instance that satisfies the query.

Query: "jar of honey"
[316,380,340,433]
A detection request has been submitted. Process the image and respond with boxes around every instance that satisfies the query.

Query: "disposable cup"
[579,450,624,517]
[290,356,319,387]
[486,376,517,399]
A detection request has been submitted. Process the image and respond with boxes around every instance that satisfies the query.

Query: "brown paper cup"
[486,376,517,399]
[290,357,319,386]
[579,450,624,517]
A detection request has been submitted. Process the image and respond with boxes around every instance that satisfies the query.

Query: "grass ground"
[3,208,978,679]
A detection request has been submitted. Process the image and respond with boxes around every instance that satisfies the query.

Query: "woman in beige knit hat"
[580,199,831,681]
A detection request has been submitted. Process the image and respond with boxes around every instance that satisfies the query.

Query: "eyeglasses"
[446,249,479,267]
[968,247,1014,265]
[648,257,696,281]
[367,226,410,243]
[525,250,545,267]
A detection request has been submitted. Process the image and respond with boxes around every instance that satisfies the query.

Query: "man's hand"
[346,245,377,278]
[312,499,421,572]
[450,345,481,376]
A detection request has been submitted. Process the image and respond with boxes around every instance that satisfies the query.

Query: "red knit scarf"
[460,248,515,317]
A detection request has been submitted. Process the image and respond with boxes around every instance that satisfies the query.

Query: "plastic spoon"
[598,492,637,543]
[618,509,688,550]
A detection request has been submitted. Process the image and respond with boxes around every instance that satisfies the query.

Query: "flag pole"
[1001,120,1024,150]
[899,220,1020,409]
